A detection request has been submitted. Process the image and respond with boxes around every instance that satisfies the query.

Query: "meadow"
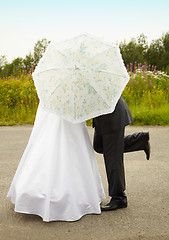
[0,72,39,125]
[0,63,169,126]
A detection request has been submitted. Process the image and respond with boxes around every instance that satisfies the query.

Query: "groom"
[93,96,150,211]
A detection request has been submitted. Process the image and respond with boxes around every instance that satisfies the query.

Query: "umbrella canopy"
[32,34,130,123]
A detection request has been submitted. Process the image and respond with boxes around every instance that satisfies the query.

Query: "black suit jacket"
[93,97,133,134]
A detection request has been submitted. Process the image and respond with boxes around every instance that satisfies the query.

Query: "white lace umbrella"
[32,34,129,123]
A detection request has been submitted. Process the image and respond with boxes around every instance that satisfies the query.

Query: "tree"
[33,38,50,66]
[119,38,138,66]
[0,38,51,77]
[145,38,164,70]
[2,62,14,77]
[23,53,34,72]
[119,34,149,68]
[0,55,8,76]
[137,33,148,63]
[0,55,8,69]
[12,57,24,75]
[162,32,169,72]
[163,32,169,52]
[2,57,24,77]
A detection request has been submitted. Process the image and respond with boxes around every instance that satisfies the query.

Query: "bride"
[7,103,105,222]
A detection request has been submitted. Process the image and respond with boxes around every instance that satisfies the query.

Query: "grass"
[129,103,169,126]
[0,105,38,126]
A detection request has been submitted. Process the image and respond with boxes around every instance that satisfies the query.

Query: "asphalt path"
[0,125,169,240]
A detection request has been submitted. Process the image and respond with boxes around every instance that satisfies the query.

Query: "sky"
[1,0,169,62]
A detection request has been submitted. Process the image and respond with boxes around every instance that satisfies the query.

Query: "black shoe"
[101,198,127,211]
[141,132,150,160]
[144,141,150,160]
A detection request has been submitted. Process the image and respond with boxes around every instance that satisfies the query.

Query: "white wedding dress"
[7,104,105,222]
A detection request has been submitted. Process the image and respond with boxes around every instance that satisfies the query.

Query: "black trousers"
[93,131,147,198]
[94,131,148,154]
